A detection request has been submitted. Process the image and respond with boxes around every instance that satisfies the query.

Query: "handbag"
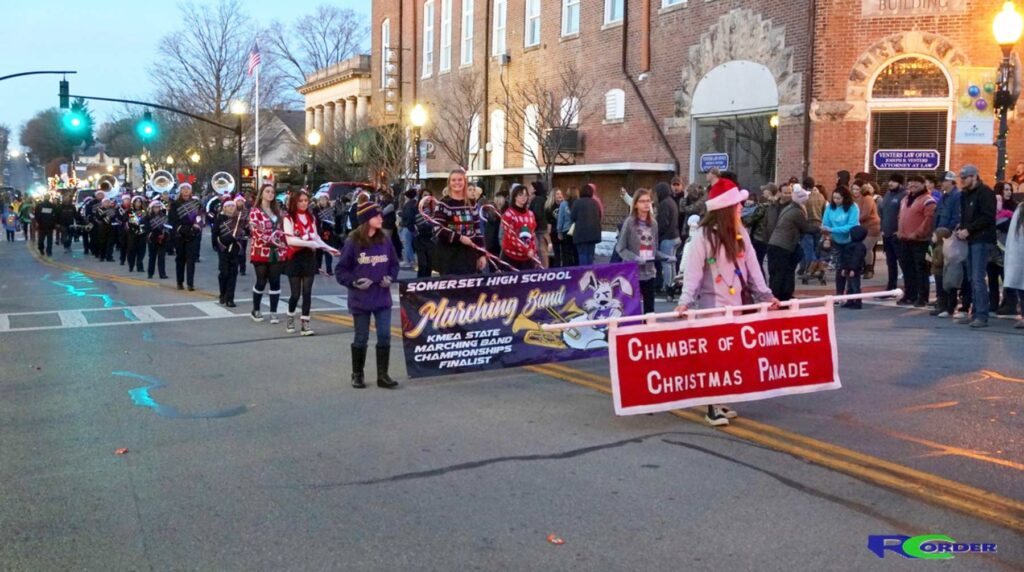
[567,223,576,237]
[737,268,756,306]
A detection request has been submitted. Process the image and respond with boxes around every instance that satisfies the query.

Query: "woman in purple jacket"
[335,201,400,389]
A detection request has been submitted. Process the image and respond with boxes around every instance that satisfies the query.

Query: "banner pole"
[541,289,904,332]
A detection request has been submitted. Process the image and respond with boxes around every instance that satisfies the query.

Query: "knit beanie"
[357,201,381,225]
[792,184,810,205]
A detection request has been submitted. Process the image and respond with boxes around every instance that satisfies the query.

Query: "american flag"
[247,43,261,76]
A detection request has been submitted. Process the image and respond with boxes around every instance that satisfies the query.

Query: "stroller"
[801,234,835,286]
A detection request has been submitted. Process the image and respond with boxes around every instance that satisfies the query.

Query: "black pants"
[61,225,73,250]
[550,234,564,268]
[82,226,91,253]
[986,262,1003,309]
[175,238,199,287]
[237,242,247,275]
[148,242,166,278]
[753,239,768,273]
[640,278,656,314]
[767,244,798,301]
[560,238,578,267]
[935,273,958,314]
[37,228,53,256]
[883,234,902,291]
[5,230,13,241]
[218,249,239,302]
[288,274,315,317]
[899,240,930,304]
[125,234,146,271]
[415,241,434,278]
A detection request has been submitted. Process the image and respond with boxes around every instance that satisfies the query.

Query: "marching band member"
[433,168,486,276]
[124,196,148,272]
[234,195,249,277]
[334,201,400,389]
[249,184,288,324]
[115,195,130,265]
[169,183,204,290]
[500,184,539,270]
[675,177,780,426]
[313,193,337,275]
[145,200,169,279]
[215,199,246,307]
[283,190,339,336]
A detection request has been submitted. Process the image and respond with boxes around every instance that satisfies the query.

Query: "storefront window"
[871,57,949,99]
[692,112,777,190]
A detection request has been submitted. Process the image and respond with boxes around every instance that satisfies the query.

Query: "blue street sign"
[699,153,729,172]
[872,149,941,171]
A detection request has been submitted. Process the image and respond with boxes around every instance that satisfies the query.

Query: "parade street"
[1,239,1021,571]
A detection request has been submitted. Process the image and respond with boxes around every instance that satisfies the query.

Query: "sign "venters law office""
[862,0,967,18]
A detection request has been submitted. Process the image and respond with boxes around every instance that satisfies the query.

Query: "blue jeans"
[659,238,681,290]
[400,227,415,265]
[353,308,392,348]
[967,242,993,321]
[576,242,596,266]
[800,231,820,272]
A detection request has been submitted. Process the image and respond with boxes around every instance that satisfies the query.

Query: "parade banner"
[400,263,641,378]
[955,67,997,145]
[609,306,841,415]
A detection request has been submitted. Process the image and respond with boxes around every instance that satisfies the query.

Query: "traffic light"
[241,166,254,178]
[59,80,69,110]
[136,112,158,141]
[62,109,87,132]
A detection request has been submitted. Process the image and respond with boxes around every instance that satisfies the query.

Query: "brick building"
[372,0,1024,218]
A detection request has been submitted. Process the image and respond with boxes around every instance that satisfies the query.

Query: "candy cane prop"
[418,195,518,272]
[478,203,545,268]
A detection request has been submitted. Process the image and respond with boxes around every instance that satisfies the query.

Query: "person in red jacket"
[896,175,938,307]
[500,184,538,270]
[248,184,289,324]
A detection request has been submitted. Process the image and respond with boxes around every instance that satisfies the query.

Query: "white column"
[305,108,315,135]
[345,97,357,134]
[323,102,335,141]
[314,105,324,134]
[356,96,370,128]
[335,100,347,138]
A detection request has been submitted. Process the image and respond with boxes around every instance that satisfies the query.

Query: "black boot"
[376,345,399,389]
[351,344,367,388]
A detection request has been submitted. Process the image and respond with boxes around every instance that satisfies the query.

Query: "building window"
[461,0,474,66]
[380,19,391,88]
[493,0,507,55]
[605,89,625,122]
[468,112,480,156]
[562,0,580,37]
[871,57,950,99]
[490,109,506,169]
[605,0,624,25]
[525,0,541,47]
[440,0,452,72]
[423,1,435,78]
[692,112,777,191]
[524,104,539,168]
[663,0,686,7]
[560,97,580,126]
[869,110,948,182]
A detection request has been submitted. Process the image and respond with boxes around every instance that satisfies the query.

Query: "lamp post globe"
[993,2,1023,181]
[165,156,174,166]
[995,1,1024,48]
[189,152,201,164]
[410,103,428,128]
[306,128,322,147]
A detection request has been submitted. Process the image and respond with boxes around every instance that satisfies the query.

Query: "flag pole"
[254,61,261,184]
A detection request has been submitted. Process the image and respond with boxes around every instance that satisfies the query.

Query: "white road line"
[194,301,238,318]
[313,295,349,309]
[57,310,88,328]
[128,306,166,323]
[0,314,8,332]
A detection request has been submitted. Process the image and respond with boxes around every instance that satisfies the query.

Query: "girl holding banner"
[675,177,780,426]
[283,190,341,336]
[433,169,487,276]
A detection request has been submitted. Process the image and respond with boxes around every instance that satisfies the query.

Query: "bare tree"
[361,110,410,188]
[500,63,595,189]
[263,5,368,91]
[428,71,485,169]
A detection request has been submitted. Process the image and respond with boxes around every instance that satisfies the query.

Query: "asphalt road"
[1,235,1022,571]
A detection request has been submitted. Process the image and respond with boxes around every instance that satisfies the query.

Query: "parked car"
[315,181,375,201]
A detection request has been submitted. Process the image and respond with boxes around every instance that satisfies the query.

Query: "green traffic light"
[136,112,158,140]
[62,111,87,132]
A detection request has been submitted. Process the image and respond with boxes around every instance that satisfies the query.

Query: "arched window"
[524,104,539,168]
[490,109,506,170]
[560,97,580,126]
[605,89,625,122]
[871,57,950,99]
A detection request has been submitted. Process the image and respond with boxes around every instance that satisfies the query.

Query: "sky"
[0,0,369,151]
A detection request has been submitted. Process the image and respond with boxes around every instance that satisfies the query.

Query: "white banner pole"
[541,289,904,332]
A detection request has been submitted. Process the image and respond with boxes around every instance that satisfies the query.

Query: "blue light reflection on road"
[42,272,124,308]
[111,371,247,419]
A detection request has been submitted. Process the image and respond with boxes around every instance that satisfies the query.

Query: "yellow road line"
[981,369,1024,384]
[28,248,1024,532]
[896,401,960,413]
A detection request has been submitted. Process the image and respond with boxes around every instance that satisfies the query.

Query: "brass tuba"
[513,313,568,349]
[210,171,235,195]
[150,170,175,195]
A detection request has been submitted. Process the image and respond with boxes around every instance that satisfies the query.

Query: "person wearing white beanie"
[792,184,810,205]
[767,183,820,301]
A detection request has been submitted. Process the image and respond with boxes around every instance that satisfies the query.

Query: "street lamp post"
[231,101,246,192]
[306,128,321,190]
[993,1,1023,182]
[410,104,428,187]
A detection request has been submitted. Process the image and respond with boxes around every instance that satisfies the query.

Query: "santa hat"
[148,200,164,210]
[705,179,749,211]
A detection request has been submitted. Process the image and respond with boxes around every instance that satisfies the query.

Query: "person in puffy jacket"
[570,183,603,266]
[837,225,868,308]
[896,175,938,307]
[335,201,400,390]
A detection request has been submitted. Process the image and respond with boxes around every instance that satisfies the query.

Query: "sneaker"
[269,313,280,325]
[896,298,913,306]
[1015,319,1024,329]
[913,300,927,308]
[929,308,944,316]
[956,316,973,325]
[250,310,264,322]
[969,319,989,328]
[954,311,968,319]
[225,301,236,308]
[937,311,950,318]
[718,406,738,419]
[300,320,314,336]
[705,408,730,427]
[286,315,296,333]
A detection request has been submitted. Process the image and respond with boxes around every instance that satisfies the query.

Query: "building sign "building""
[862,0,967,18]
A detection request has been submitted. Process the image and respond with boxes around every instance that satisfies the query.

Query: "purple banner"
[399,263,642,378]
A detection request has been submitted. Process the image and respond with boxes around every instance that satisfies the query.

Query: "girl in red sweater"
[500,184,538,270]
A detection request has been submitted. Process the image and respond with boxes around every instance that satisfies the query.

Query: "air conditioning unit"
[498,53,511,66]
[545,128,584,153]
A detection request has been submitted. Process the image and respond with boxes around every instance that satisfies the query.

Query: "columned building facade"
[298,55,374,144]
